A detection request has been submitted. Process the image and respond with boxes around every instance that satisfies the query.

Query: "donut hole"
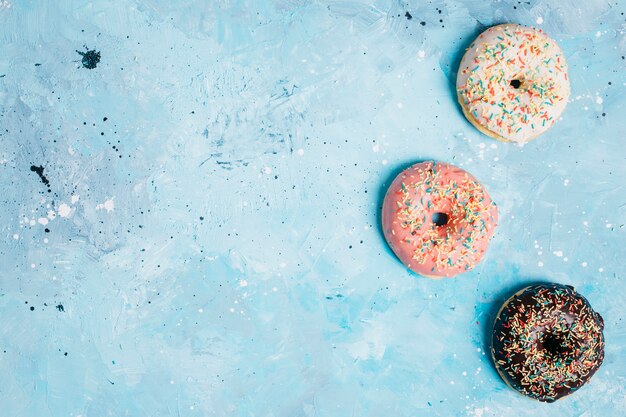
[543,333,568,358]
[431,212,449,227]
[509,79,522,89]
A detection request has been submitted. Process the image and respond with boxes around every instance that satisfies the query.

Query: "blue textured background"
[0,1,624,416]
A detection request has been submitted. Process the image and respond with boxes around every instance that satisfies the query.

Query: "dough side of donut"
[458,95,512,143]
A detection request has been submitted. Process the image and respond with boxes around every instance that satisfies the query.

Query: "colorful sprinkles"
[492,284,605,402]
[387,161,497,277]
[457,24,570,143]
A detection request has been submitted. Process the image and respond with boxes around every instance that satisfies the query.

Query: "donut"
[492,283,605,402]
[456,24,570,143]
[381,161,498,278]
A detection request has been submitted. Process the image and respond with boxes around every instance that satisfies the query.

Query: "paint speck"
[536,17,544,24]
[58,203,72,218]
[30,165,51,192]
[581,262,588,267]
[38,217,49,225]
[239,280,248,287]
[606,223,612,228]
[372,144,380,153]
[76,47,101,69]
[31,263,36,269]
[417,50,426,59]
[297,148,304,156]
[596,96,603,104]
[262,167,272,175]
[538,261,544,267]
[563,179,569,186]
[598,267,604,272]
[71,195,80,204]
[13,234,19,240]
[553,250,564,257]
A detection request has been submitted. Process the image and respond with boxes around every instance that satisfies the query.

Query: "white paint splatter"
[58,203,72,218]
[297,148,304,156]
[536,16,544,25]
[239,279,248,287]
[417,50,425,59]
[96,198,115,213]
[538,261,544,267]
[553,250,563,257]
[71,195,80,204]
[38,217,49,225]
[12,234,19,240]
[472,407,489,417]
[596,96,603,104]
[581,262,588,267]
[372,144,380,153]
[563,179,569,186]
[262,167,272,174]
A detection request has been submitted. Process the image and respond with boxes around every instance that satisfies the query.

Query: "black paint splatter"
[405,11,413,20]
[30,165,51,192]
[76,47,101,69]
[56,304,64,312]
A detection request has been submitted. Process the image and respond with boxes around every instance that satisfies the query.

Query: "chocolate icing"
[492,283,605,402]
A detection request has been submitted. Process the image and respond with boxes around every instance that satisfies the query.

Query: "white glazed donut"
[457,24,570,143]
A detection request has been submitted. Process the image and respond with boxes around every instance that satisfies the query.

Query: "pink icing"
[382,161,498,278]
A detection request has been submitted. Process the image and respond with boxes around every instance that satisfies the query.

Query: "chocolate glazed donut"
[492,283,605,402]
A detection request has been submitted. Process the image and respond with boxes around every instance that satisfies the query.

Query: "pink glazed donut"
[382,161,498,278]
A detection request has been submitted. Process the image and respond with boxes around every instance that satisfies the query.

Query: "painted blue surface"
[0,1,624,416]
